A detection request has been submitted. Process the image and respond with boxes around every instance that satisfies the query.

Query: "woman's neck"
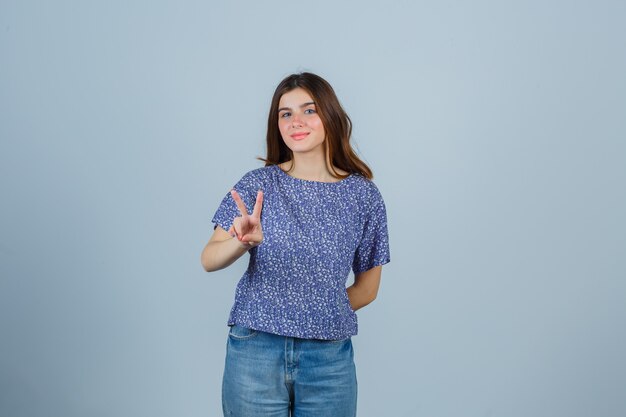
[280,152,347,183]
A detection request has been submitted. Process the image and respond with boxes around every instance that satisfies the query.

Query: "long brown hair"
[259,72,373,180]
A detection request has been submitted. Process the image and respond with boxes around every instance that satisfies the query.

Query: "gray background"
[1,1,625,416]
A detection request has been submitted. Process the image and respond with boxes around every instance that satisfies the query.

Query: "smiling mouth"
[291,132,309,140]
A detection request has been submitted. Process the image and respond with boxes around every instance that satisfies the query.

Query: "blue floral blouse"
[211,164,390,340]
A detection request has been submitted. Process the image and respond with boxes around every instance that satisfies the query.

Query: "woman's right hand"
[229,189,264,248]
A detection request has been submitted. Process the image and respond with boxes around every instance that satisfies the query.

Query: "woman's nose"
[291,113,303,127]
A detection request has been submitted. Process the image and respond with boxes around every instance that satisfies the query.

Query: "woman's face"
[277,88,326,156]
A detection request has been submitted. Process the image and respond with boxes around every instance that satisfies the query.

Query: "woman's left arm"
[346,266,382,311]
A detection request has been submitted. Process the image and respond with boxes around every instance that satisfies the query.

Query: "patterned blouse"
[211,164,390,340]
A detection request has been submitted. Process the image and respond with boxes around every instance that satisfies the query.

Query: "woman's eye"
[280,112,291,118]
[304,108,316,114]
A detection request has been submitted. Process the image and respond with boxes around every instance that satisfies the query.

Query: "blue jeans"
[222,325,357,417]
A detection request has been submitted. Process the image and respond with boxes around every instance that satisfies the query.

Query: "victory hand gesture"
[229,189,264,249]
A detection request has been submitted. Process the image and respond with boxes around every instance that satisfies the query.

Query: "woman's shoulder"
[347,172,383,196]
[237,165,276,181]
[230,165,278,191]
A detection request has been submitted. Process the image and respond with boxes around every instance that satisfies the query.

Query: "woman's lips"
[290,132,309,141]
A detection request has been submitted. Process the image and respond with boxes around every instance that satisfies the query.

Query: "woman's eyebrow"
[278,101,316,112]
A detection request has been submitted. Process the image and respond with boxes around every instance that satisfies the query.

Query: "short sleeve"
[352,185,391,274]
[211,170,263,232]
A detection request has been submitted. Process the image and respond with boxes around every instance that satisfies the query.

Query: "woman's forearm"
[346,284,377,311]
[201,237,249,272]
[346,266,382,311]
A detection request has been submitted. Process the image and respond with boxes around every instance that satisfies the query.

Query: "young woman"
[201,72,390,417]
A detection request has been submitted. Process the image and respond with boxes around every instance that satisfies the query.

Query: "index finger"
[252,190,264,218]
[230,189,249,216]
